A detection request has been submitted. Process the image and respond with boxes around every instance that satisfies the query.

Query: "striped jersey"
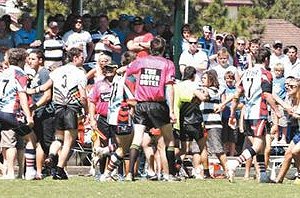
[49,63,87,109]
[199,86,222,129]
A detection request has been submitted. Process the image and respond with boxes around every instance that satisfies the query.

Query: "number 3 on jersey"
[62,74,67,88]
[0,79,9,98]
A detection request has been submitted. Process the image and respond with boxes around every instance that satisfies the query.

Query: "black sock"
[204,169,210,176]
[166,147,176,176]
[129,148,139,175]
[99,156,107,174]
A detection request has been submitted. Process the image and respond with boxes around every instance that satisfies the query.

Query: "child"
[271,63,288,145]
[221,71,239,156]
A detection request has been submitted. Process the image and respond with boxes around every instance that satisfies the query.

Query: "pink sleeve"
[165,60,176,85]
[15,71,28,92]
[143,33,154,42]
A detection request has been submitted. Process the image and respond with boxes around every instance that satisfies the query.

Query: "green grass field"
[0,176,299,198]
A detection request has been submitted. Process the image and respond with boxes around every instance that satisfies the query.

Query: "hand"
[26,116,34,128]
[274,108,282,118]
[169,112,177,124]
[228,117,237,129]
[214,104,224,113]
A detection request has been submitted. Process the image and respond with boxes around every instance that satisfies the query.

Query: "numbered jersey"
[0,66,27,113]
[240,65,272,120]
[49,64,87,108]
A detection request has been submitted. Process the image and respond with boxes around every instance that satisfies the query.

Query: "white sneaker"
[227,161,237,183]
[194,168,204,180]
[25,170,37,180]
[99,173,113,182]
[1,175,15,180]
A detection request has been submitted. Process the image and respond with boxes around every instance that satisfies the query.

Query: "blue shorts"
[0,112,32,136]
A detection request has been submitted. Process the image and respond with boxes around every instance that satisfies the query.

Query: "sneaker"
[179,167,189,179]
[294,178,300,185]
[258,172,271,183]
[146,173,158,181]
[125,173,134,181]
[94,147,105,159]
[227,161,236,183]
[162,174,182,182]
[25,170,37,180]
[1,175,16,180]
[53,167,68,180]
[99,173,113,182]
[44,155,55,169]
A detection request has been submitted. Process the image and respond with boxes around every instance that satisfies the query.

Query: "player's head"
[150,36,166,56]
[182,66,196,81]
[67,47,84,66]
[5,48,28,69]
[255,47,271,66]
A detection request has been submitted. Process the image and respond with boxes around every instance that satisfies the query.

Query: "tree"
[267,0,300,27]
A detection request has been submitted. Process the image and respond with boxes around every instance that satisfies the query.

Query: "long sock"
[99,156,107,174]
[25,149,36,172]
[129,146,140,175]
[236,147,256,167]
[204,169,210,177]
[257,154,266,173]
[107,153,123,173]
[166,146,176,176]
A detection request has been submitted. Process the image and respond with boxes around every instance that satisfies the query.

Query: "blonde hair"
[217,47,229,58]
[274,63,284,72]
[97,53,111,63]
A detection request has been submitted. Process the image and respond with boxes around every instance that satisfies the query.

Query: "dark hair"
[30,50,45,63]
[67,47,83,62]
[47,15,56,26]
[181,24,191,35]
[98,14,109,21]
[288,45,298,53]
[182,66,196,81]
[150,36,166,56]
[203,70,219,89]
[121,51,136,66]
[7,48,28,68]
[249,38,260,46]
[255,47,271,64]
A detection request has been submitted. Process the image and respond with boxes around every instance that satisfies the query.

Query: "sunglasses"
[189,41,198,45]
[288,84,297,89]
[76,20,82,24]
[226,38,234,41]
[237,43,245,46]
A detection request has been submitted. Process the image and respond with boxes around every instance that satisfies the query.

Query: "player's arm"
[166,83,176,123]
[26,79,53,94]
[194,87,209,102]
[30,89,52,111]
[19,91,33,127]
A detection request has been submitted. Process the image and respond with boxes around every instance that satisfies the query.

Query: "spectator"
[0,18,14,61]
[285,45,300,78]
[126,16,154,58]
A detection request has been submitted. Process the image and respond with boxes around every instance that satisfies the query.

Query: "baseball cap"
[119,14,128,21]
[48,21,58,28]
[273,40,283,48]
[143,16,154,24]
[132,16,143,25]
[203,25,212,33]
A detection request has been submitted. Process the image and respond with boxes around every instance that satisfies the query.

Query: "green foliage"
[18,0,68,18]
[83,0,173,21]
[267,0,300,27]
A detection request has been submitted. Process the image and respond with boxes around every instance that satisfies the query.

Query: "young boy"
[271,63,288,144]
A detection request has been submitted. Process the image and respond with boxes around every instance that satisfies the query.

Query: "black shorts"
[96,115,116,145]
[0,112,32,136]
[133,101,170,129]
[180,123,204,142]
[222,119,238,143]
[33,108,55,153]
[54,108,78,130]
